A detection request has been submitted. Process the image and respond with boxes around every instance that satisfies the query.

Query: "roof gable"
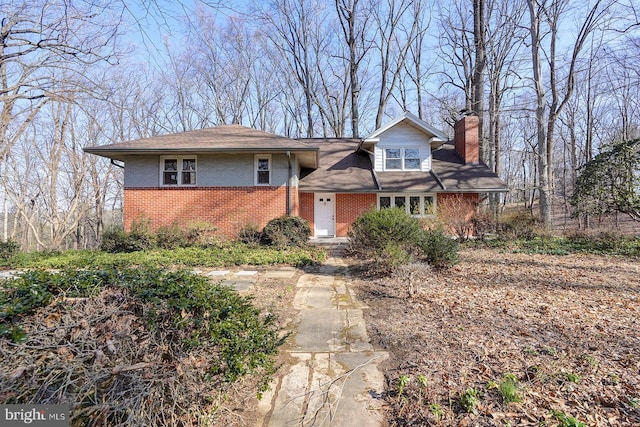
[364,111,448,142]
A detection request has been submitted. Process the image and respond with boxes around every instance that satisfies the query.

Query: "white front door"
[314,193,336,237]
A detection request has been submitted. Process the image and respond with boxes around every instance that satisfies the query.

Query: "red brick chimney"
[454,115,480,164]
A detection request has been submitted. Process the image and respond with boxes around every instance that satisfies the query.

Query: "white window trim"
[160,156,197,187]
[383,147,422,171]
[254,154,272,186]
[377,193,437,217]
[383,148,402,170]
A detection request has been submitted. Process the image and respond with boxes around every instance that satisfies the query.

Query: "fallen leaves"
[356,248,640,426]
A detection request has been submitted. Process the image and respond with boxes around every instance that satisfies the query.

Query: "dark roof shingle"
[84,125,317,160]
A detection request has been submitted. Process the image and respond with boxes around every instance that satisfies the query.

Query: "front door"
[314,193,335,237]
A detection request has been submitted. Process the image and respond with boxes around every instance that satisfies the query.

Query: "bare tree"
[0,0,121,166]
[526,0,616,225]
[372,0,418,128]
[336,0,372,137]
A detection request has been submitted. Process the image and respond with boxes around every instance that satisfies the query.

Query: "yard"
[355,247,640,426]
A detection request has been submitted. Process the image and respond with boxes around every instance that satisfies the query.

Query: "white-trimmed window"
[161,156,197,186]
[383,147,421,170]
[255,155,271,185]
[378,193,435,217]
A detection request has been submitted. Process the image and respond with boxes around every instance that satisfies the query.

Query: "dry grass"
[355,248,640,426]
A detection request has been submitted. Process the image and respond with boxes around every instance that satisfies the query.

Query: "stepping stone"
[0,270,18,280]
[222,280,255,292]
[235,270,257,277]
[263,269,296,279]
[206,270,230,277]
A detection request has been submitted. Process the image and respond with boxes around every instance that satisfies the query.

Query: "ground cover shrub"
[565,231,640,255]
[261,216,310,248]
[7,243,326,270]
[459,388,480,414]
[0,267,285,424]
[0,239,20,263]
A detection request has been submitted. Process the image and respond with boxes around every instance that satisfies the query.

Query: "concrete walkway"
[256,255,388,427]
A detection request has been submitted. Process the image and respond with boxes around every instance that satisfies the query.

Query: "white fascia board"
[364,111,448,141]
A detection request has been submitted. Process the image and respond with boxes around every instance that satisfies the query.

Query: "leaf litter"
[354,248,640,426]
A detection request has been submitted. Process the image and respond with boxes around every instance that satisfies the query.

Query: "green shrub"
[0,239,20,262]
[100,228,154,253]
[420,229,459,268]
[238,223,263,246]
[156,224,189,249]
[378,242,413,272]
[261,216,310,248]
[349,208,424,258]
[349,208,459,271]
[0,267,284,392]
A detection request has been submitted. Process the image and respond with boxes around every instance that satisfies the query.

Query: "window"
[384,149,402,170]
[404,148,420,169]
[377,193,436,217]
[161,156,196,186]
[255,155,271,185]
[383,147,421,170]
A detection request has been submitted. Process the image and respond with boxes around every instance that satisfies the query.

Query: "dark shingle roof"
[84,125,317,161]
[298,139,378,192]
[299,140,507,193]
[431,144,508,192]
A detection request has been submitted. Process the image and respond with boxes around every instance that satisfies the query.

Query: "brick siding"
[336,193,376,237]
[299,192,315,234]
[124,187,288,239]
[300,192,376,237]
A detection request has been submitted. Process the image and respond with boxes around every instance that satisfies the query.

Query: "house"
[84,112,507,238]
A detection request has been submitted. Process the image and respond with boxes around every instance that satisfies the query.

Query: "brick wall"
[299,192,315,234]
[336,193,376,237]
[124,187,288,239]
[299,192,376,237]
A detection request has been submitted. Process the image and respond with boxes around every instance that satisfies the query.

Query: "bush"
[238,223,263,246]
[497,211,543,240]
[349,208,424,258]
[349,208,459,272]
[100,227,154,253]
[156,224,189,249]
[261,216,310,248]
[0,267,285,424]
[0,239,20,262]
[183,220,216,246]
[421,229,460,268]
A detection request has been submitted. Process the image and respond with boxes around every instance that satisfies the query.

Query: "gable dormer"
[360,112,448,173]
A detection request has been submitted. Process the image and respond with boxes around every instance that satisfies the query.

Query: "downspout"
[286,151,292,215]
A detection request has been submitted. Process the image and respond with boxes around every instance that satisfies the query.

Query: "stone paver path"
[256,256,388,427]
